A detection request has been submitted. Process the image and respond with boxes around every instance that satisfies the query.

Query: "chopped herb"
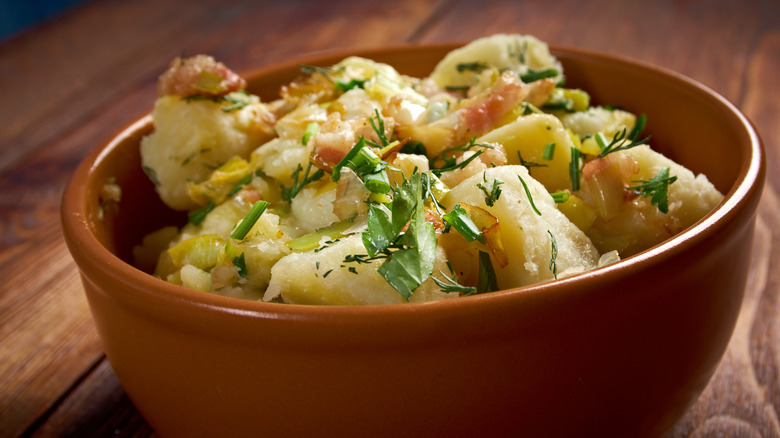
[431,137,492,176]
[221,91,251,112]
[323,269,333,278]
[509,41,528,64]
[378,174,437,300]
[520,68,558,83]
[548,230,558,279]
[301,122,319,145]
[456,62,489,73]
[228,173,253,197]
[517,151,547,169]
[331,137,383,182]
[299,64,334,76]
[335,78,367,92]
[550,191,570,203]
[367,109,391,148]
[432,269,476,295]
[232,252,248,278]
[478,173,503,207]
[442,204,484,243]
[348,266,358,274]
[281,162,325,202]
[520,101,543,115]
[596,117,651,158]
[517,175,542,216]
[143,165,160,186]
[628,167,678,213]
[627,114,647,142]
[188,202,215,226]
[316,261,320,270]
[477,251,498,294]
[182,91,251,113]
[230,200,269,240]
[542,142,556,160]
[400,141,426,155]
[569,147,582,191]
[445,85,471,92]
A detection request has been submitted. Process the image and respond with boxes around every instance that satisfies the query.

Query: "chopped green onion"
[569,147,581,191]
[302,122,319,145]
[551,191,570,203]
[331,137,383,182]
[520,68,558,83]
[517,175,542,216]
[231,200,269,240]
[442,204,483,243]
[542,142,556,161]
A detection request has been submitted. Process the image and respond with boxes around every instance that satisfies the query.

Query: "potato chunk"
[441,165,599,289]
[140,95,275,210]
[264,234,456,305]
[477,114,576,193]
[579,145,724,256]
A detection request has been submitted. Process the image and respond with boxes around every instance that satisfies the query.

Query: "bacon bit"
[425,209,446,232]
[157,55,246,97]
[237,189,263,204]
[460,71,526,136]
[310,146,346,172]
[582,152,640,181]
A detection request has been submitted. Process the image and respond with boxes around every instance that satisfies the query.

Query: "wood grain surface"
[1,0,778,436]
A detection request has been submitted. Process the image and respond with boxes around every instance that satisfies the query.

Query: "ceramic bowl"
[61,43,764,438]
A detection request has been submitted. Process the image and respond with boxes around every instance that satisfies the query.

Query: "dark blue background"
[1,0,89,41]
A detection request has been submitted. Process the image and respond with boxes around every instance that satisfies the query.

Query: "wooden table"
[1,0,778,436]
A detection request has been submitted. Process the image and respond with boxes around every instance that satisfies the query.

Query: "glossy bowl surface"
[61,43,764,438]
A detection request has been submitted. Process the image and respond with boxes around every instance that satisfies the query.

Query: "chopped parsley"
[478,173,503,207]
[188,202,215,226]
[281,162,325,202]
[232,252,248,278]
[628,167,677,213]
[596,115,650,157]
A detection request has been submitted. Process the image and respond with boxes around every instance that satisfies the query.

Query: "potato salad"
[137,34,723,305]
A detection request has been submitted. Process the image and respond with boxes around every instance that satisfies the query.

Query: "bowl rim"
[61,41,766,323]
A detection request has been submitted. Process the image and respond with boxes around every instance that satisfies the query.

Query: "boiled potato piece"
[580,145,724,256]
[141,94,275,210]
[478,113,575,193]
[560,106,637,139]
[264,234,455,305]
[441,165,599,289]
[430,34,562,89]
[289,180,340,234]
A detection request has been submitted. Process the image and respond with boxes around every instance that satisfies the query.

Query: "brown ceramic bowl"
[61,43,764,438]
